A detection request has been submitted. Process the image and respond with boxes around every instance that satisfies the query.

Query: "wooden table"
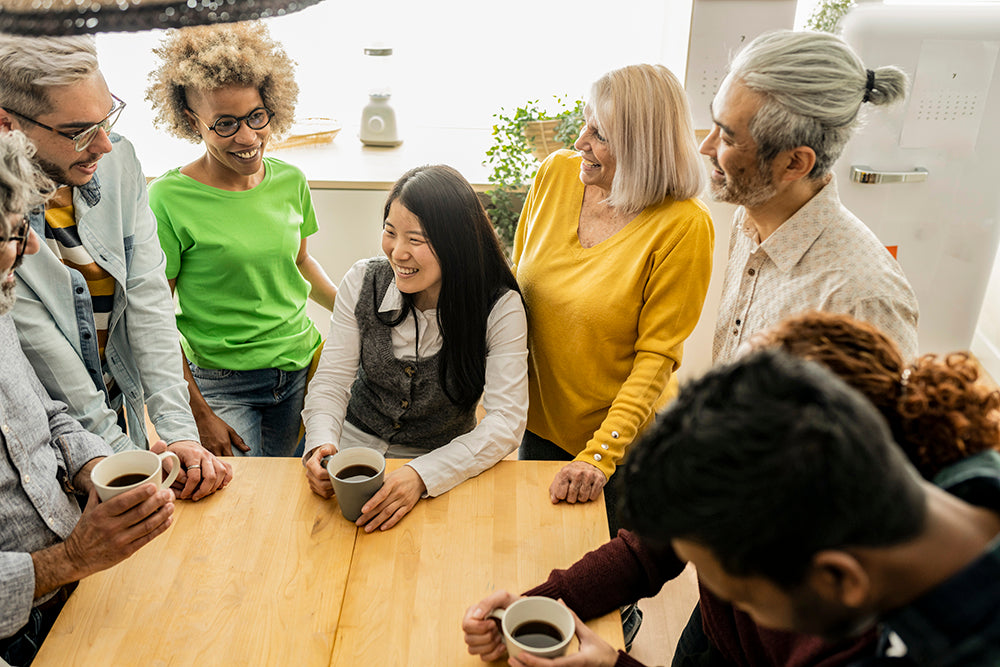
[35,459,623,665]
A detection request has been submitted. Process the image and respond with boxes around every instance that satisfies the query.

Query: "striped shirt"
[44,187,119,401]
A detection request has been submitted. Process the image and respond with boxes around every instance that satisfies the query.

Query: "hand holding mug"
[463,590,521,662]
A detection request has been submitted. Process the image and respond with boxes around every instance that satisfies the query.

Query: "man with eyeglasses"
[0,130,176,667]
[0,34,232,500]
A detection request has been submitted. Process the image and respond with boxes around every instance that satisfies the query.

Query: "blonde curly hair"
[146,22,297,143]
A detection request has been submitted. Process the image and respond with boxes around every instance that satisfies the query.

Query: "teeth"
[582,158,600,168]
[396,266,417,275]
[234,148,259,159]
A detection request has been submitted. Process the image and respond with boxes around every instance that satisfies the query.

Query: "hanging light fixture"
[0,0,326,35]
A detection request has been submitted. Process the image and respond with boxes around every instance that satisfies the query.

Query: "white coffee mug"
[490,596,575,660]
[91,449,181,502]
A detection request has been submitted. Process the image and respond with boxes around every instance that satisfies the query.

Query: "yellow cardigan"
[513,150,715,477]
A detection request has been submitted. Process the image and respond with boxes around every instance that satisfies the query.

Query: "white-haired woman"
[514,63,714,531]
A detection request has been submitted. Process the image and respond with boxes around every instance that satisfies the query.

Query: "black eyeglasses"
[2,216,31,262]
[6,94,126,152]
[187,107,274,138]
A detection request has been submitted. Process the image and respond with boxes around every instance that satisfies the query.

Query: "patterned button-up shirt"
[0,313,110,638]
[713,175,919,363]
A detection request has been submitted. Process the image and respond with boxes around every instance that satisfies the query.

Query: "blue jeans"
[518,430,621,535]
[189,364,308,457]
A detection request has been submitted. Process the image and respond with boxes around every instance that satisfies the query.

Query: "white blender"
[359,46,402,147]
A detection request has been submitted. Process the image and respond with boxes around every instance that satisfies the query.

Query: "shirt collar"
[378,279,405,314]
[742,173,840,274]
[77,171,102,207]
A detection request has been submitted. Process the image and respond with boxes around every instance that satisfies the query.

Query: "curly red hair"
[754,311,1000,479]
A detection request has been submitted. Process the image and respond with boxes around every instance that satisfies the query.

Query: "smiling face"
[381,199,442,311]
[699,76,777,208]
[185,85,270,186]
[3,73,115,188]
[574,105,616,196]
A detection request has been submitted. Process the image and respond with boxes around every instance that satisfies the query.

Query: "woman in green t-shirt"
[146,22,337,457]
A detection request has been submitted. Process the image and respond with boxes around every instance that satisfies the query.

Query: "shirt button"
[24,474,30,483]
[748,268,756,276]
[735,319,741,325]
[75,287,85,295]
[733,329,739,336]
[593,453,602,462]
[82,332,92,340]
[1,423,8,432]
[611,431,619,439]
[601,444,609,450]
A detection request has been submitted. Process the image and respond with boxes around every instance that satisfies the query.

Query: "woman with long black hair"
[302,164,527,532]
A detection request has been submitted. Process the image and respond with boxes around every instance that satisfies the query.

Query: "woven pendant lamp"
[0,0,324,35]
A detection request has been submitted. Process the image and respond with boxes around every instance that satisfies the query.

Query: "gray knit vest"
[345,258,477,447]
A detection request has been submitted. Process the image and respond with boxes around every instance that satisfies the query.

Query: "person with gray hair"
[704,29,919,366]
[0,33,231,500]
[0,130,176,667]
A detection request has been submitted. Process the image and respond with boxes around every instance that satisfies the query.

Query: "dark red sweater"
[524,529,876,667]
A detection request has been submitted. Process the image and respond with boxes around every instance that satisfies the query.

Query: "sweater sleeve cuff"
[522,579,562,599]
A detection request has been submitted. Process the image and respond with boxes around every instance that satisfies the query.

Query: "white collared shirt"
[713,175,919,363]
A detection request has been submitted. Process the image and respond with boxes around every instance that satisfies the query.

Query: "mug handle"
[157,451,181,489]
[488,608,506,623]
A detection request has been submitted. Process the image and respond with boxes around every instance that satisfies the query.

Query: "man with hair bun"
[704,30,919,363]
[0,34,231,500]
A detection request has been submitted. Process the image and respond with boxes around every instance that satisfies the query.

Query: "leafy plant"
[483,96,584,250]
[805,0,855,33]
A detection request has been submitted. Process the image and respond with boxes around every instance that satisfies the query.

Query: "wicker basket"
[522,119,567,162]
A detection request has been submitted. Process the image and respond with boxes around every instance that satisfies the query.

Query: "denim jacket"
[12,133,197,452]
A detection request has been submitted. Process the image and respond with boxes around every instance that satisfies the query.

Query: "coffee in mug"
[92,449,181,502]
[325,446,386,522]
[489,596,575,660]
[335,464,380,482]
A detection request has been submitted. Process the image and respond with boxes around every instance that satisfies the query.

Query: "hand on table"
[462,589,520,662]
[193,408,249,456]
[153,439,232,501]
[357,464,426,532]
[549,461,607,504]
[305,444,338,498]
[62,484,175,580]
[510,608,618,667]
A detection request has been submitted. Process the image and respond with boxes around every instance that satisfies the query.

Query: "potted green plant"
[483,96,584,250]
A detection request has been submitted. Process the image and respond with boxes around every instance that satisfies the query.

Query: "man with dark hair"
[619,350,1000,665]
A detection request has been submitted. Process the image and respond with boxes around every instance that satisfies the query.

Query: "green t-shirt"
[149,157,321,371]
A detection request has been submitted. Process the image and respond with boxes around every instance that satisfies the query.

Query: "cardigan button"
[393,422,401,430]
[404,366,416,377]
[593,453,602,462]
[401,399,409,408]
[601,443,609,450]
[611,431,619,439]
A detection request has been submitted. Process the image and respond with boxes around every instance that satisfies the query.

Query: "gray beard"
[0,282,16,315]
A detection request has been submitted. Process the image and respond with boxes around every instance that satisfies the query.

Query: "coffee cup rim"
[325,447,386,482]
[501,597,574,652]
[92,449,161,488]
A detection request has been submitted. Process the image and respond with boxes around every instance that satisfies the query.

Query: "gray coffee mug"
[326,447,386,522]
